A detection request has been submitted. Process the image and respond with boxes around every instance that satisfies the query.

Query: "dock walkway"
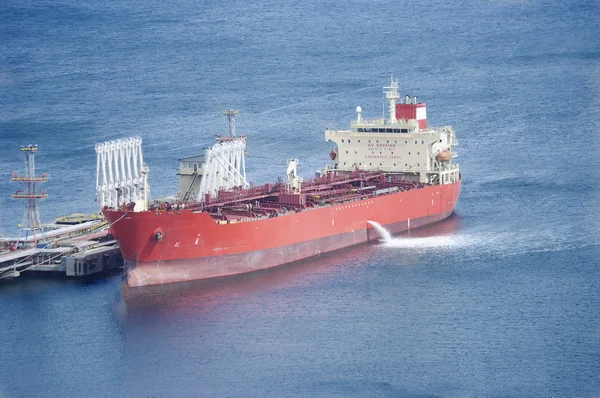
[0,215,122,280]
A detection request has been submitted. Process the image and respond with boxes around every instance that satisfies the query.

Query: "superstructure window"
[342,139,344,143]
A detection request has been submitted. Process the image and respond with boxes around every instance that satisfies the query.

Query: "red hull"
[104,181,460,287]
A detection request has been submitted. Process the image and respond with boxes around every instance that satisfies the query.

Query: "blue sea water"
[1,0,599,396]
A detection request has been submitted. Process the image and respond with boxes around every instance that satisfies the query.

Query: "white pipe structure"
[198,139,248,201]
[95,137,146,210]
[286,159,303,194]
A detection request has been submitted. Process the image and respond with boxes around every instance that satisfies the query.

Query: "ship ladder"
[182,172,200,201]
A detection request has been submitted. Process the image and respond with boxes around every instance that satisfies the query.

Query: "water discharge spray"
[367,221,393,243]
[368,220,467,249]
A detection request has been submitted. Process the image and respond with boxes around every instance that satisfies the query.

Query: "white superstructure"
[323,79,459,185]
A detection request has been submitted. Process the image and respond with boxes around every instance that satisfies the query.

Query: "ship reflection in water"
[116,213,464,321]
[117,244,374,321]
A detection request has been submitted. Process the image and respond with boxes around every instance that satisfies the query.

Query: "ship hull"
[104,181,460,287]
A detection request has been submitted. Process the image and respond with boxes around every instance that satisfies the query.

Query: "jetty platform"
[0,214,122,280]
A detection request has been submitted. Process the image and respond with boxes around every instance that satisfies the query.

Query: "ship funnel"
[356,106,362,123]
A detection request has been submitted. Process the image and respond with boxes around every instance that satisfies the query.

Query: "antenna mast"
[384,77,400,124]
[223,109,239,137]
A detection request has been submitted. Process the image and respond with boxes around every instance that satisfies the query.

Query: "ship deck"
[126,171,431,224]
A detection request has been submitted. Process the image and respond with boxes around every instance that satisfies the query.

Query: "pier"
[1,145,123,281]
[0,213,122,280]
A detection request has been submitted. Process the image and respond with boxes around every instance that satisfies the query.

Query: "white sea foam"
[368,220,469,250]
[383,235,466,249]
[367,220,600,261]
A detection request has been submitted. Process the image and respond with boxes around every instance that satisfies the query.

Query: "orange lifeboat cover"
[436,150,452,162]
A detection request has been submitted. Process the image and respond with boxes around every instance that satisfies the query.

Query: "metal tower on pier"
[11,144,48,245]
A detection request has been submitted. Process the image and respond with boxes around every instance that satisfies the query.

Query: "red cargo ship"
[103,80,461,287]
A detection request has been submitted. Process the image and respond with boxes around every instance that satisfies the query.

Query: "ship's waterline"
[123,210,456,287]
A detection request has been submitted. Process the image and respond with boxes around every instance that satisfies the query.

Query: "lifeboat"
[436,150,452,162]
